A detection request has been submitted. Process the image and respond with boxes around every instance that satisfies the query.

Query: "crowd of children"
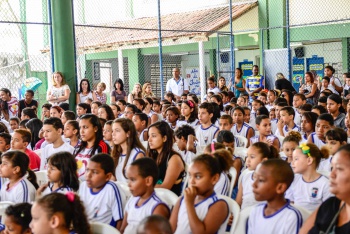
[0,69,349,233]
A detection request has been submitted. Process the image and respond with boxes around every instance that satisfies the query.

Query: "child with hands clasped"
[236,142,279,209]
[286,143,332,212]
[275,106,300,137]
[170,154,229,234]
[120,158,170,233]
[247,159,303,234]
[30,192,91,234]
[37,152,79,196]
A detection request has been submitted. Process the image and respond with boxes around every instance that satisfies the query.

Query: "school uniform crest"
[311,187,319,198]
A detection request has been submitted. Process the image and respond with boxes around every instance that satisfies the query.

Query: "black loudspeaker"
[294,47,304,58]
[220,52,229,63]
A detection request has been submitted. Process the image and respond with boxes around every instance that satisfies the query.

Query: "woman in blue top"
[233,68,246,98]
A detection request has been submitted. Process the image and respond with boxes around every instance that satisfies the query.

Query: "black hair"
[211,94,223,111]
[192,154,221,176]
[77,103,91,114]
[63,110,76,121]
[19,119,29,129]
[9,117,20,124]
[25,118,43,149]
[5,203,32,231]
[126,104,142,114]
[261,159,294,189]
[301,111,319,132]
[58,103,70,111]
[210,102,221,124]
[199,102,214,114]
[188,93,199,104]
[312,105,327,115]
[48,152,79,191]
[217,130,235,144]
[36,193,91,234]
[318,113,334,126]
[130,157,158,186]
[181,100,198,123]
[1,150,39,189]
[133,98,146,111]
[21,107,37,119]
[174,124,195,141]
[252,99,265,107]
[98,104,115,120]
[90,153,115,175]
[251,142,280,159]
[328,94,346,113]
[137,215,172,234]
[232,106,245,116]
[43,117,64,130]
[164,92,175,102]
[0,88,11,96]
[25,89,34,96]
[325,128,347,143]
[0,132,11,146]
[42,103,52,110]
[113,78,124,91]
[117,99,127,106]
[322,76,330,83]
[325,65,335,74]
[256,114,269,125]
[65,120,80,138]
[273,97,288,106]
[78,78,91,93]
[318,96,328,104]
[299,103,313,112]
[257,106,269,116]
[280,106,295,119]
[134,113,149,126]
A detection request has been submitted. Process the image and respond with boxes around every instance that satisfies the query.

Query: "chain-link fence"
[0,0,52,116]
[1,0,350,106]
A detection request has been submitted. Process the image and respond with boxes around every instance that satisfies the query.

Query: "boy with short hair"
[120,158,170,233]
[132,113,149,142]
[275,106,300,137]
[292,94,306,126]
[41,103,52,121]
[272,102,289,135]
[318,96,327,108]
[195,102,219,146]
[247,159,302,234]
[174,125,196,165]
[218,115,234,132]
[79,153,125,229]
[40,117,74,170]
[11,129,41,171]
[321,76,336,93]
[0,132,11,153]
[250,99,264,129]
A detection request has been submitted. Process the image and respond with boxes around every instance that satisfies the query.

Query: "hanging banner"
[306,55,324,83]
[292,57,304,92]
[186,67,200,96]
[239,59,253,79]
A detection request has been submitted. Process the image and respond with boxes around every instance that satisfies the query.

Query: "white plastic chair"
[216,195,240,234]
[141,141,148,150]
[234,135,248,148]
[234,147,248,162]
[35,170,48,186]
[34,149,42,158]
[228,167,237,198]
[317,170,330,178]
[155,188,179,209]
[90,222,121,234]
[276,136,285,148]
[238,169,252,187]
[291,204,312,222]
[233,205,253,234]
[115,181,131,202]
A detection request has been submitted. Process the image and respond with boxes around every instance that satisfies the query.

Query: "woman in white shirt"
[47,72,71,106]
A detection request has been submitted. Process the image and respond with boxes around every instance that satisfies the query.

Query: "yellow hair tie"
[299,143,311,157]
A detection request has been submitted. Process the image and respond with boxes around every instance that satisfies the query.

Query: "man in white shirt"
[165,68,189,101]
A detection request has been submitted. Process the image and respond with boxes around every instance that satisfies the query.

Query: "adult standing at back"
[166,68,189,101]
[111,78,127,103]
[274,72,296,93]
[245,65,264,100]
[46,72,71,106]
[324,65,343,95]
[76,78,95,104]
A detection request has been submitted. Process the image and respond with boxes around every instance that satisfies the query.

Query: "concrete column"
[199,41,206,102]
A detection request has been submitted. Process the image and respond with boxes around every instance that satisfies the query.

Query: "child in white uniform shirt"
[120,158,170,234]
[0,150,37,203]
[236,142,280,210]
[79,153,125,229]
[286,143,332,212]
[247,159,303,234]
[174,125,196,165]
[195,103,219,146]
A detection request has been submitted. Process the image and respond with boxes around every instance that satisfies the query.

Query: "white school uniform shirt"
[115,148,145,183]
[207,86,221,95]
[247,201,303,234]
[270,119,278,136]
[185,119,200,129]
[124,192,170,234]
[232,123,253,138]
[79,181,124,226]
[250,135,280,149]
[174,193,228,234]
[265,104,274,111]
[179,150,196,165]
[241,170,259,210]
[139,129,148,142]
[40,142,75,170]
[328,76,342,95]
[195,124,219,146]
[41,183,74,196]
[300,133,308,144]
[275,123,300,137]
[310,132,326,148]
[285,174,332,212]
[214,173,230,196]
[75,147,99,180]
[1,177,36,203]
[293,107,301,126]
[167,120,186,131]
[318,156,333,172]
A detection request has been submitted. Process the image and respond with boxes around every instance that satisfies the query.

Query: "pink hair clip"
[188,100,194,108]
[66,191,75,202]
